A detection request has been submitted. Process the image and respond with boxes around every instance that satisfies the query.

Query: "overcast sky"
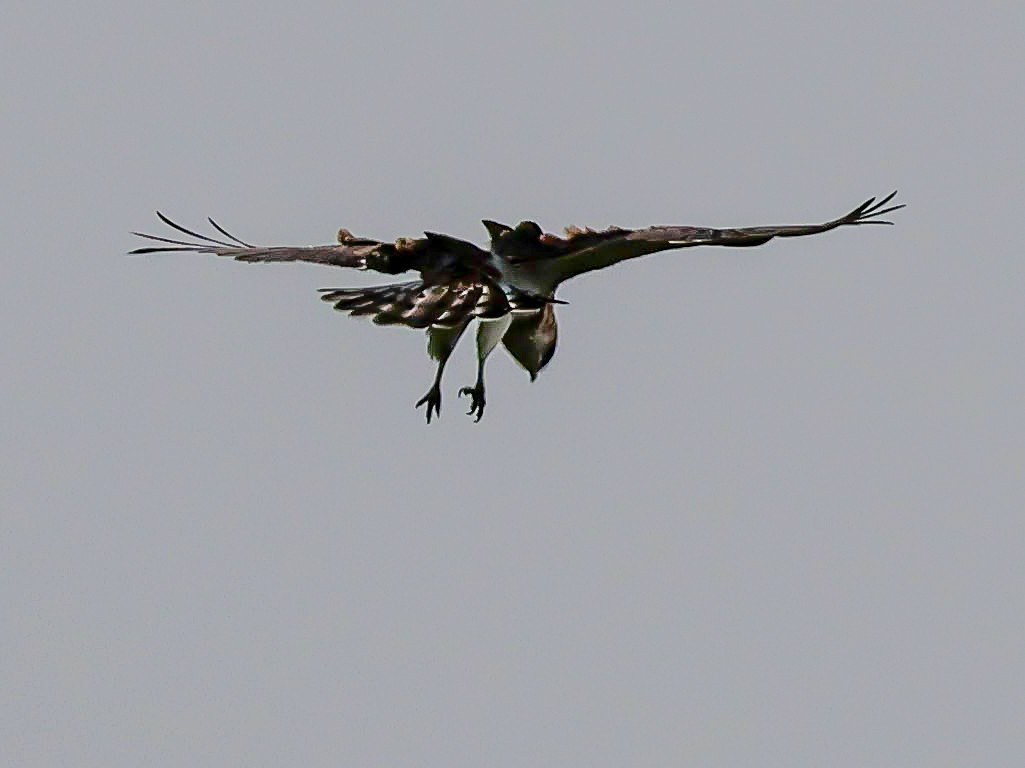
[3,2,1024,766]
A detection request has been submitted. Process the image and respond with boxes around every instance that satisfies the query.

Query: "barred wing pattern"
[320,279,555,329]
[320,279,509,329]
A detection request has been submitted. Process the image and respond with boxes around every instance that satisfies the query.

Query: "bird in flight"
[131,191,904,422]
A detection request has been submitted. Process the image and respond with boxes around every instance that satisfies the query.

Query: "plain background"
[3,2,1023,765]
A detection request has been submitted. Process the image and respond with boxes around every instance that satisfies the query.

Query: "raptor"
[131,191,904,422]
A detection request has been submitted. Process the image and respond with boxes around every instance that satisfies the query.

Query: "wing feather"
[515,191,905,286]
[130,212,396,271]
[319,277,513,330]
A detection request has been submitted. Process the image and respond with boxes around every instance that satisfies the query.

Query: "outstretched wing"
[319,277,513,329]
[540,191,905,285]
[130,212,414,273]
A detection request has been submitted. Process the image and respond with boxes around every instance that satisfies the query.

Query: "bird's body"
[131,192,904,421]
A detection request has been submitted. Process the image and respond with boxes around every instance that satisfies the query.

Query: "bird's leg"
[416,357,448,424]
[459,359,487,422]
[459,316,511,422]
[416,322,470,423]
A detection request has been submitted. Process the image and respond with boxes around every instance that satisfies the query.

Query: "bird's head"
[513,220,544,240]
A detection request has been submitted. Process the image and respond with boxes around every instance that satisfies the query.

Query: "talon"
[458,385,486,422]
[415,385,442,423]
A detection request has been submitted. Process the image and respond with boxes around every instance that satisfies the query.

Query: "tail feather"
[501,304,559,380]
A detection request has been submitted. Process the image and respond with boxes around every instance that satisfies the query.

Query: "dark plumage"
[131,191,904,421]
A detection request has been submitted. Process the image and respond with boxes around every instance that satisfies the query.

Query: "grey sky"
[3,2,1023,765]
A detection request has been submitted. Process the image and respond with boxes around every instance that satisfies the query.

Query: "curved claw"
[458,385,486,422]
[415,385,442,424]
